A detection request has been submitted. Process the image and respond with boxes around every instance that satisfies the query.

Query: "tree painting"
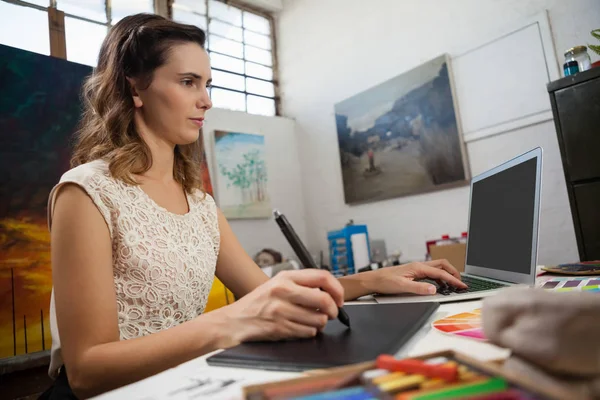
[214,131,271,219]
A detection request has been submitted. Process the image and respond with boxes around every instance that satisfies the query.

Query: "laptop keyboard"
[438,275,509,295]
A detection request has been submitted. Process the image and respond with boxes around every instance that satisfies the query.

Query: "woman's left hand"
[355,259,468,296]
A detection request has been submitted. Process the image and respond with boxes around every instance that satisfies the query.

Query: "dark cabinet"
[548,67,600,261]
[573,181,600,259]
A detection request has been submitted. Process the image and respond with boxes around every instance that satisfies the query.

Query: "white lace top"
[47,159,220,378]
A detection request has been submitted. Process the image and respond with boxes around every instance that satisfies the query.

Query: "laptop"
[375,147,543,304]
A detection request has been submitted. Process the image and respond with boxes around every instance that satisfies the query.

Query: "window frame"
[169,0,280,115]
[1,0,279,115]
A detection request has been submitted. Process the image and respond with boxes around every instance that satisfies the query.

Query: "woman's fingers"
[418,264,467,288]
[280,319,319,339]
[423,259,462,280]
[274,300,330,329]
[277,283,339,320]
[397,278,438,295]
[277,269,345,307]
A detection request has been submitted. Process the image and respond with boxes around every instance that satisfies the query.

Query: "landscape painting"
[213,131,271,219]
[335,54,469,204]
[0,44,92,359]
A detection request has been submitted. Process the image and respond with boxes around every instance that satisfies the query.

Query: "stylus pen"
[273,209,351,328]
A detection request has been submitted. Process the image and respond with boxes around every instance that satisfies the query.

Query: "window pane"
[247,95,275,116]
[0,2,50,55]
[211,88,245,112]
[209,35,243,58]
[245,62,273,80]
[208,0,241,26]
[111,0,153,24]
[57,0,107,23]
[212,70,245,91]
[210,52,244,74]
[246,78,274,97]
[243,11,270,34]
[174,0,206,14]
[65,17,107,66]
[172,7,207,30]
[244,30,270,50]
[244,45,271,66]
[209,19,242,42]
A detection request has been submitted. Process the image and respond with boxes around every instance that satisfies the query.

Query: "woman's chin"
[178,131,201,145]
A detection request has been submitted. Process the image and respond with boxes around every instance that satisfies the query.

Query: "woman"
[44,13,466,399]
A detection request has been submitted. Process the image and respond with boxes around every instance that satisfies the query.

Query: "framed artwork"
[213,131,271,219]
[334,54,469,204]
[0,44,92,358]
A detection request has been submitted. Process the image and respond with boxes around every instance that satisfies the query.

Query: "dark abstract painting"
[335,54,470,205]
[0,44,216,360]
[0,44,92,359]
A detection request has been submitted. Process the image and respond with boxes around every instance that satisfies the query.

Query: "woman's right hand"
[219,269,345,343]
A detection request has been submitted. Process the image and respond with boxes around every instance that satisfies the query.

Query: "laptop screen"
[466,157,537,275]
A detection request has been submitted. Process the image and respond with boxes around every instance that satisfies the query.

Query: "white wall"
[277,0,600,264]
[202,108,307,260]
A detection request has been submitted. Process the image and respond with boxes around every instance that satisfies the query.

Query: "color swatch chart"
[432,309,486,341]
[541,277,600,292]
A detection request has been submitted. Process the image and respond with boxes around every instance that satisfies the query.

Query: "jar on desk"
[563,46,592,76]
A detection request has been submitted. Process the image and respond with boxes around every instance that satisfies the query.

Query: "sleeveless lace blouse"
[47,159,220,378]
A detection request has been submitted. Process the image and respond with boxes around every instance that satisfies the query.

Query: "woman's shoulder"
[48,159,117,235]
[58,159,111,185]
[189,189,216,206]
[189,190,219,221]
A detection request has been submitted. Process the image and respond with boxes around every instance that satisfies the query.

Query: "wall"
[276,0,600,264]
[202,108,307,260]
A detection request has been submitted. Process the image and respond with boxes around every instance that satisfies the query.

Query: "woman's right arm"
[52,184,344,399]
[51,184,240,398]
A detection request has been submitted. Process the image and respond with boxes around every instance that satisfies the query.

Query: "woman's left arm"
[213,209,466,302]
[214,209,269,299]
[338,259,467,300]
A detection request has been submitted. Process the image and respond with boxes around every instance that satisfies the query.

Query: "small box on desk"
[327,224,370,277]
[429,243,466,272]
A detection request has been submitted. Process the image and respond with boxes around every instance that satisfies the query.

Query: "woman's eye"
[182,79,194,87]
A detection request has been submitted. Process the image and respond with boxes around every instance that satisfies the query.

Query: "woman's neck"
[135,120,176,184]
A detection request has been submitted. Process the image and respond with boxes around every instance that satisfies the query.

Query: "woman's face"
[132,42,213,146]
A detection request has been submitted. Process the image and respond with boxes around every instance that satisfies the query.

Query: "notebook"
[376,147,543,304]
[206,302,439,372]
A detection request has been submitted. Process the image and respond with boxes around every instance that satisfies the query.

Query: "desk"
[93,299,509,400]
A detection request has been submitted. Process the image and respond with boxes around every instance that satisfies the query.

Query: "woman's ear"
[126,77,143,108]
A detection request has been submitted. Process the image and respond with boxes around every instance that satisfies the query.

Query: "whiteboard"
[451,12,560,142]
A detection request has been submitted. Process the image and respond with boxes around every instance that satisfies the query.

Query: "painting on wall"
[0,44,92,359]
[334,54,469,205]
[213,131,271,219]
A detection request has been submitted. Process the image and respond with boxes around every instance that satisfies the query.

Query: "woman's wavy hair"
[71,13,207,194]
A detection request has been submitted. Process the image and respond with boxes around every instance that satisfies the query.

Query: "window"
[58,0,154,67]
[2,0,154,67]
[171,0,278,116]
[64,16,107,66]
[0,1,50,56]
[2,0,278,115]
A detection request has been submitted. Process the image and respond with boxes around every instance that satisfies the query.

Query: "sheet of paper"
[92,353,300,400]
